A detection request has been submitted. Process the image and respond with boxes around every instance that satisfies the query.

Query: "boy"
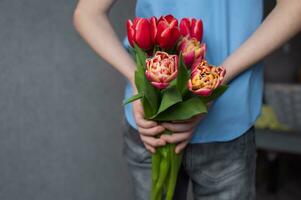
[73,0,301,199]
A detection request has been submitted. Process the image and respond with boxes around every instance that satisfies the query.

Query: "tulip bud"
[178,37,206,68]
[180,18,203,41]
[153,15,181,50]
[145,51,178,89]
[127,17,154,50]
[188,60,226,96]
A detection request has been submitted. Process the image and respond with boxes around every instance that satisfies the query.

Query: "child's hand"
[132,100,166,153]
[160,102,211,154]
[160,114,205,154]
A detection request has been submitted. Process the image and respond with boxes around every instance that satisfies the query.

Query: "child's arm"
[223,0,301,83]
[73,0,136,86]
[73,0,166,153]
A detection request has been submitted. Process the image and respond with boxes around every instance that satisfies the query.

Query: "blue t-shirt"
[123,0,264,143]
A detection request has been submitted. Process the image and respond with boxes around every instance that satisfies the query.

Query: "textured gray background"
[1,0,301,200]
[0,0,135,199]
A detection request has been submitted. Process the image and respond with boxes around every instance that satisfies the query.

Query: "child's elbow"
[73,8,83,31]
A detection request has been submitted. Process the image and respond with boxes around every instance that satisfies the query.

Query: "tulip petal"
[191,60,201,72]
[157,20,169,32]
[151,82,169,89]
[165,70,178,82]
[126,20,135,47]
[169,18,178,27]
[156,17,180,49]
[183,50,195,68]
[145,51,178,90]
[157,28,172,49]
[218,66,226,77]
[193,88,213,96]
[187,79,193,90]
[133,17,142,26]
[200,43,206,57]
[164,14,176,24]
[179,18,190,37]
[158,27,180,49]
[150,17,157,43]
[135,18,152,50]
[192,19,203,41]
[177,38,186,51]
[170,27,181,47]
[145,71,156,82]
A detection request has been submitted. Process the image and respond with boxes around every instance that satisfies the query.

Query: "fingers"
[144,143,156,154]
[134,102,165,136]
[140,134,166,148]
[138,125,165,136]
[133,100,158,129]
[171,114,204,123]
[133,101,166,153]
[135,111,158,128]
[160,132,192,144]
[162,114,204,133]
[161,122,193,133]
[175,140,189,154]
[160,133,192,154]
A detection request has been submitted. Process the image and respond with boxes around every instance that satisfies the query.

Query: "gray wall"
[0,0,135,199]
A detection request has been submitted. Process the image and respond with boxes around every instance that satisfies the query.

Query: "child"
[73,0,301,199]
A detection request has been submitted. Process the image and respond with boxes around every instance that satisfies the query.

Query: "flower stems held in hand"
[125,14,228,200]
[152,151,161,183]
[152,144,170,200]
[150,129,183,200]
[165,144,178,200]
[151,150,161,200]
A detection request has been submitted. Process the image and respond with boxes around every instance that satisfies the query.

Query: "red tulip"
[127,17,154,50]
[145,51,178,89]
[178,37,206,68]
[188,60,226,96]
[180,18,203,41]
[152,15,181,50]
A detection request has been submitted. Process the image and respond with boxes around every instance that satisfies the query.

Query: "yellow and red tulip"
[188,60,226,96]
[178,37,206,68]
[145,51,178,90]
[180,18,203,41]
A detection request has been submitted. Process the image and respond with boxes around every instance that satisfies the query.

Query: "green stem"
[151,150,161,200]
[165,145,183,200]
[165,144,176,200]
[153,144,171,200]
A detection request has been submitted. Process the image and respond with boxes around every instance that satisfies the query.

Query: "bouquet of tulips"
[124,15,227,200]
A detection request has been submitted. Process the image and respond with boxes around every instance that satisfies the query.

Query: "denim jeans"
[122,120,256,200]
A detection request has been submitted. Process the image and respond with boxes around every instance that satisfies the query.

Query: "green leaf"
[176,54,190,95]
[123,93,143,105]
[134,70,144,94]
[133,44,160,118]
[137,66,160,117]
[201,85,228,103]
[152,97,207,121]
[168,78,177,88]
[134,44,147,69]
[142,97,157,119]
[155,87,182,116]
